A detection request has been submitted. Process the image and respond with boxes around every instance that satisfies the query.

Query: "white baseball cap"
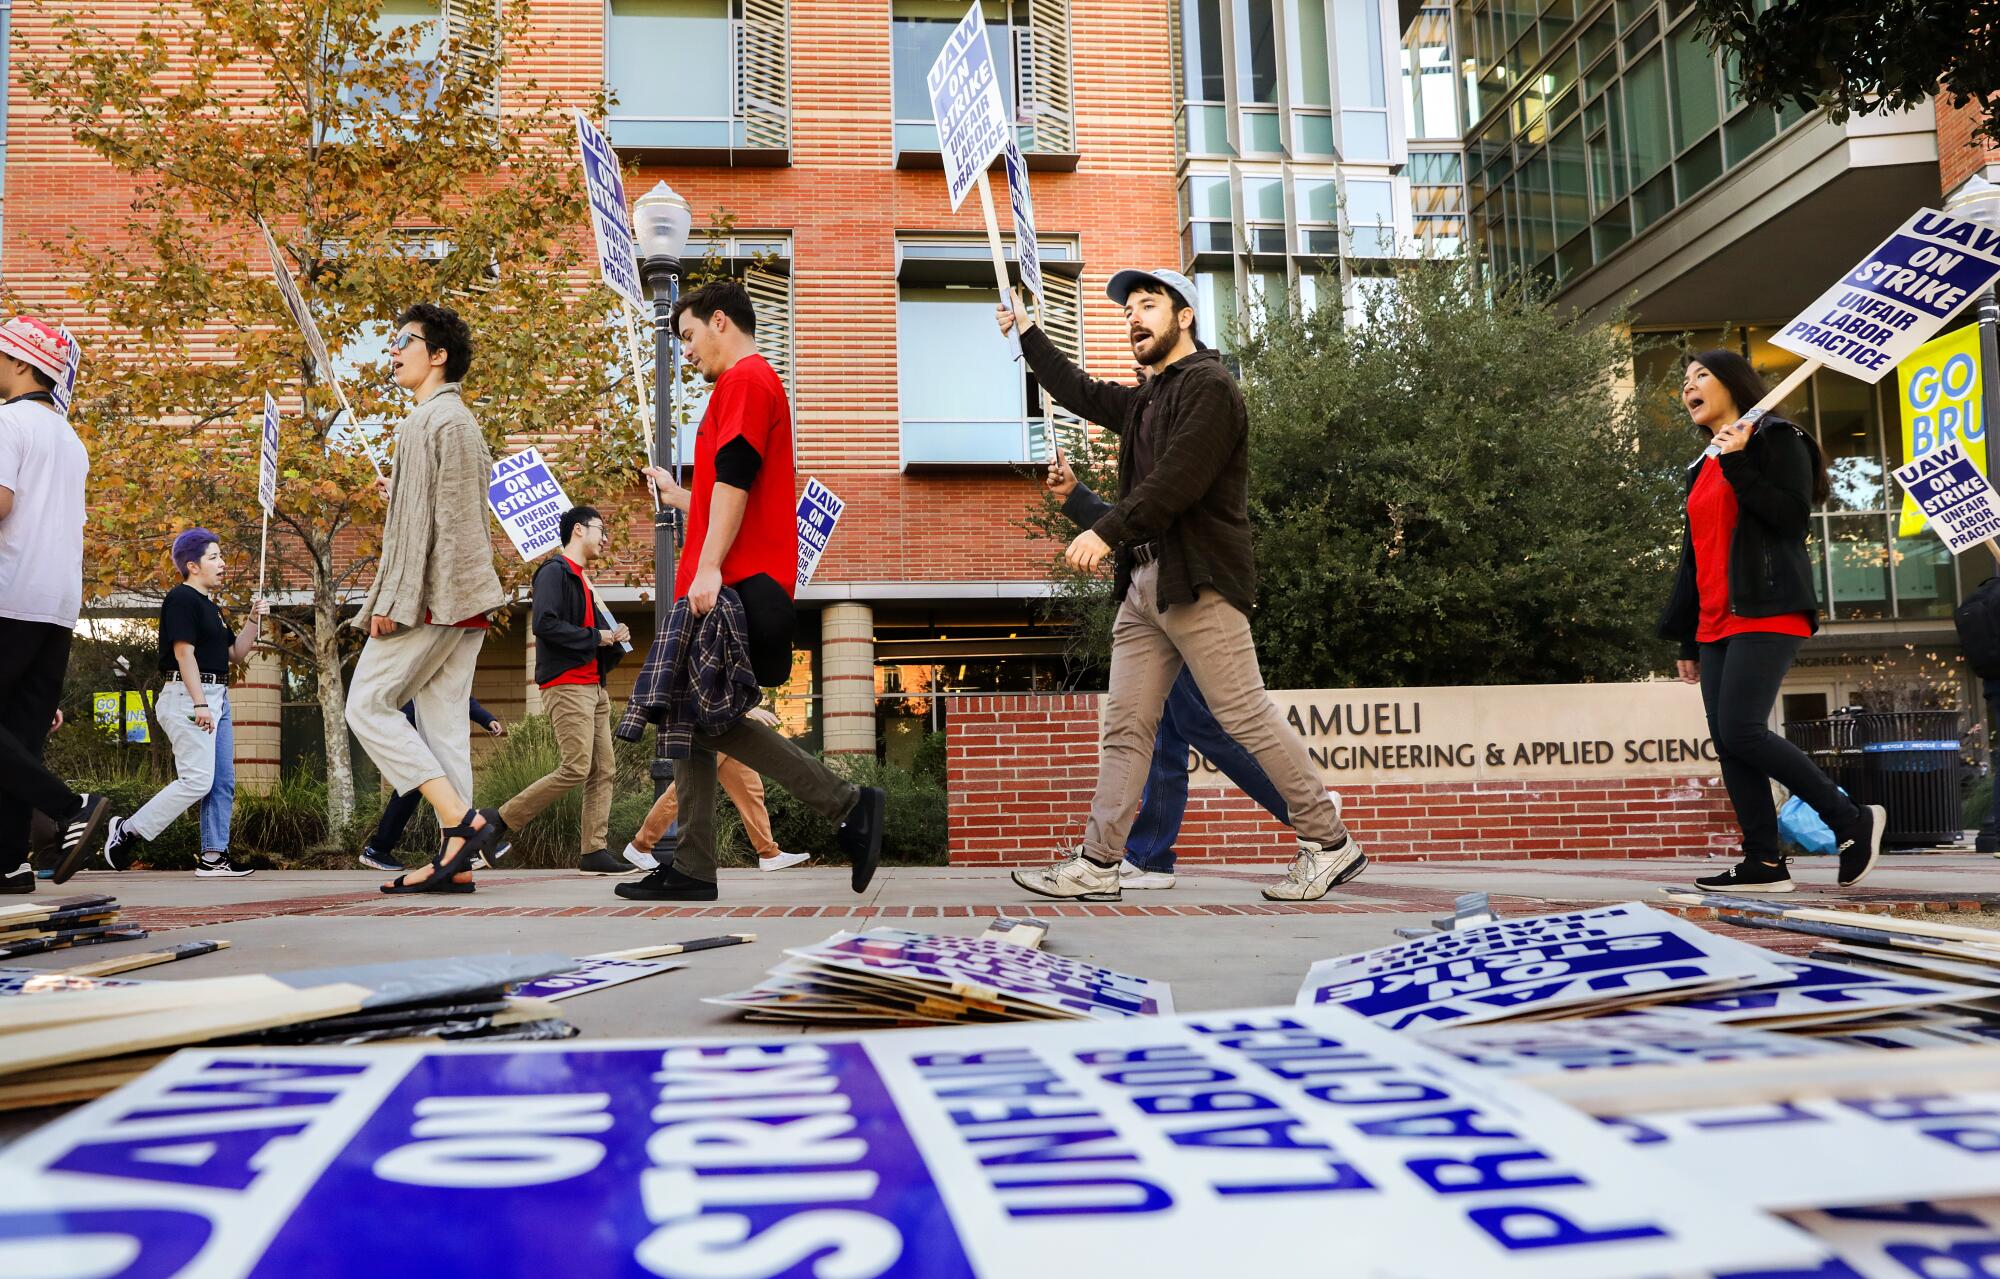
[1106,267,1200,315]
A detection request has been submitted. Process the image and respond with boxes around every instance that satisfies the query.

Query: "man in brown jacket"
[346,302,509,892]
[997,268,1366,903]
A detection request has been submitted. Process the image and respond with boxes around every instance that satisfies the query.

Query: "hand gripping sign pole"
[254,217,384,480]
[572,110,661,514]
[927,3,1020,358]
[1760,207,2000,566]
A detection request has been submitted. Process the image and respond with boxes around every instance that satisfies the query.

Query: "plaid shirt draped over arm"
[615,590,761,759]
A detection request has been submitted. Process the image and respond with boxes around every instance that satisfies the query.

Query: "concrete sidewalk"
[11,852,1996,1045]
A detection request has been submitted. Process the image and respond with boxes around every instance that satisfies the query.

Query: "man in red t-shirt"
[495,505,629,874]
[621,280,882,903]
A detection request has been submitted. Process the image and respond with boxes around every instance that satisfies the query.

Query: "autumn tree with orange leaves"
[19,0,651,826]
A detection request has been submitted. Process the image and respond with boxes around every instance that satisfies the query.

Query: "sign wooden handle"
[975,170,1024,360]
[1738,359,1820,426]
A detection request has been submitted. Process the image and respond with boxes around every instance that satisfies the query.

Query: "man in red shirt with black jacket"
[997,268,1366,903]
[619,280,883,902]
[495,505,629,873]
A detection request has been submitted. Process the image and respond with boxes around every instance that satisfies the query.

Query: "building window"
[895,238,1080,468]
[1401,7,1458,141]
[669,234,794,466]
[608,0,790,154]
[1332,0,1390,161]
[331,0,443,138]
[893,0,1072,157]
[1181,173,1235,256]
[1344,176,1397,256]
[1408,151,1465,256]
[1295,177,1339,255]
[1180,0,1233,157]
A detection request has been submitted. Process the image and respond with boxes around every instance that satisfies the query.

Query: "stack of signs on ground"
[710,921,1168,1025]
[0,1005,1832,1278]
[1298,901,1791,1030]
[0,952,580,1113]
[1420,1009,1858,1074]
[1660,891,2000,1045]
[0,895,143,961]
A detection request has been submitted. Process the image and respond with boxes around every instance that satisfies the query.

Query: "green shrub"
[233,772,331,861]
[1967,772,1992,832]
[764,753,949,867]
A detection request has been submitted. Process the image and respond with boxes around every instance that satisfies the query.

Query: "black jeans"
[369,787,424,853]
[0,617,81,857]
[1699,633,1860,858]
[1982,677,2000,843]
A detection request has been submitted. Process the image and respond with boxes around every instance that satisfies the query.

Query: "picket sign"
[927,2,1021,358]
[256,392,280,603]
[254,216,384,479]
[0,1007,1825,1278]
[486,447,573,562]
[571,109,659,512]
[1762,208,2000,565]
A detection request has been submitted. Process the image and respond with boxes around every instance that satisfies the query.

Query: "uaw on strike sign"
[1773,208,2000,381]
[0,1008,1823,1278]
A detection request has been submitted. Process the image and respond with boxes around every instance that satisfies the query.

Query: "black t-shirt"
[158,584,232,677]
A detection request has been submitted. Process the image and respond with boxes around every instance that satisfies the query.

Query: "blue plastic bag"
[1777,790,1841,855]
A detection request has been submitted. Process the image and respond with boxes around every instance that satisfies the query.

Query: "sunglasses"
[388,332,432,353]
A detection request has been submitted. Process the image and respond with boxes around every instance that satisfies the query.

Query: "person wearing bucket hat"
[0,316,115,892]
[100,529,269,877]
[996,271,1366,903]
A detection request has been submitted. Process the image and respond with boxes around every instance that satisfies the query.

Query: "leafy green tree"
[18,0,645,825]
[1691,0,2000,143]
[1028,256,1689,689]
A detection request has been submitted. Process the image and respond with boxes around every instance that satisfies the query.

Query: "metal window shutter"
[745,264,793,394]
[441,0,502,119]
[1025,0,1073,153]
[739,0,790,150]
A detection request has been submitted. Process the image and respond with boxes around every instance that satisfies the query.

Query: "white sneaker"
[758,850,812,872]
[622,842,659,872]
[1261,838,1368,901]
[1118,860,1176,889]
[1013,850,1122,901]
[1327,788,1343,814]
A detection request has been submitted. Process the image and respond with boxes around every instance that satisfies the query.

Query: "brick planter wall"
[947,694,1741,865]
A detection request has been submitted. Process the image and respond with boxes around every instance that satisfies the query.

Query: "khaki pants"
[345,624,484,799]
[499,683,615,856]
[633,755,778,858]
[1085,561,1346,865]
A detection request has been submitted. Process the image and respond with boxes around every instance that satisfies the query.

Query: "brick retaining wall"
[947,694,1741,864]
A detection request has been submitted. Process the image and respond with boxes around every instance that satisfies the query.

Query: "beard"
[1130,314,1184,367]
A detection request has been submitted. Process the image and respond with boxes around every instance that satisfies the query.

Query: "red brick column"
[946,693,1741,865]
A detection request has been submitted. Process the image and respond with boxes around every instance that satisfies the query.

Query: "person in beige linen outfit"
[346,302,508,893]
[495,505,630,874]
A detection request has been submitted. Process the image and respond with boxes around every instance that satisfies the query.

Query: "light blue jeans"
[128,682,235,854]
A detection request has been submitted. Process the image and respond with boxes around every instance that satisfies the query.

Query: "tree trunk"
[311,552,356,831]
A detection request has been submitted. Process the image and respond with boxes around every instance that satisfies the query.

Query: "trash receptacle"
[1781,714,1864,804]
[1852,710,1964,848]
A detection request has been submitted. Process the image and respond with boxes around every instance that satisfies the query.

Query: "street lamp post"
[634,180,693,800]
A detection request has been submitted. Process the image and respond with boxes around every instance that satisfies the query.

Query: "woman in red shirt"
[1657,349,1885,893]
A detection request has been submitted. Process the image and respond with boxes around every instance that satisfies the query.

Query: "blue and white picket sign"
[926,2,1011,212]
[510,957,683,1003]
[795,475,844,587]
[257,393,281,516]
[0,966,145,996]
[1599,1086,2000,1213]
[51,326,79,415]
[0,1006,1824,1279]
[1002,137,1043,311]
[573,109,643,311]
[1297,902,1793,1031]
[1656,954,1986,1026]
[1773,208,2000,382]
[1707,1200,2000,1279]
[487,447,574,561]
[782,925,1172,1019]
[1893,439,2000,554]
[1421,1009,1854,1075]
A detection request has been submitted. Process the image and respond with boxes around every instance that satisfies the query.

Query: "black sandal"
[379,809,500,895]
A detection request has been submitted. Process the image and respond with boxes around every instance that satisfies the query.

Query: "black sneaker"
[1836,804,1887,888]
[838,786,886,893]
[1,859,34,894]
[102,816,141,872]
[1693,856,1794,894]
[50,794,112,884]
[579,848,637,875]
[615,863,719,902]
[195,851,256,878]
[358,846,403,873]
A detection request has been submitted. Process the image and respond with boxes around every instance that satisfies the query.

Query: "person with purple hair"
[102,528,267,877]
